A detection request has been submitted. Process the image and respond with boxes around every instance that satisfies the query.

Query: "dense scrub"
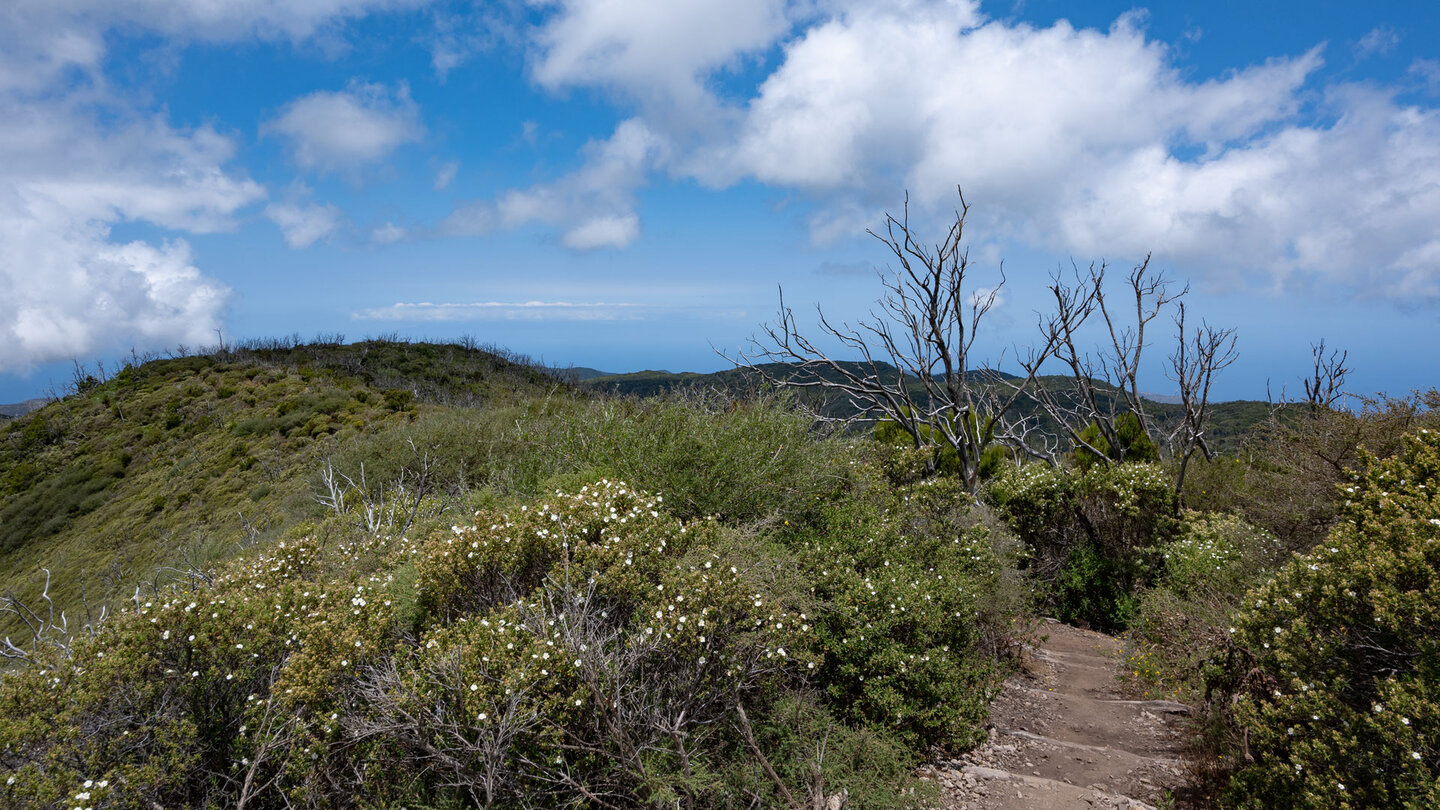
[0,363,1026,807]
[8,340,1440,809]
[1212,430,1440,807]
[985,460,1177,631]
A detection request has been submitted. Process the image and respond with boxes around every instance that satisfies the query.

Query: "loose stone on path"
[921,619,1192,810]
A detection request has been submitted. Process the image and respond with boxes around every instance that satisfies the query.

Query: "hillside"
[580,363,1271,454]
[0,340,562,630]
[4,338,1437,808]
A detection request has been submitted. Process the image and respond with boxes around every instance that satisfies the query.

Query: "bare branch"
[722,187,1052,492]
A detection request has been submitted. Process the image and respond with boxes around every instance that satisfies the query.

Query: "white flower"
[478,712,487,720]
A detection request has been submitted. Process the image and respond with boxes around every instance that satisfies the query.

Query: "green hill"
[0,339,562,629]
[580,363,1270,454]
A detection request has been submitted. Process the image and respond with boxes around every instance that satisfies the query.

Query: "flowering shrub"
[1219,429,1440,808]
[1161,512,1281,598]
[1,478,954,808]
[795,473,1009,750]
[987,461,1176,630]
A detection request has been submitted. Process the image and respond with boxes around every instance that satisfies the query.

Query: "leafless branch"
[723,187,1053,492]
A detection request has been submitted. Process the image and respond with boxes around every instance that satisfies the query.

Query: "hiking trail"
[921,619,1193,809]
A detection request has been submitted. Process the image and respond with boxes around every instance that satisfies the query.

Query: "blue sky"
[2,1,1439,403]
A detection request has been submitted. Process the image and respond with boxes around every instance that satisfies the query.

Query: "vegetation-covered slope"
[5,336,1440,808]
[0,340,562,628]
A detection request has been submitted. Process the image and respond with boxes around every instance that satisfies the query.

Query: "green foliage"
[0,346,540,634]
[793,467,1014,750]
[873,409,1008,482]
[0,479,956,808]
[1124,513,1282,702]
[1215,390,1440,553]
[1217,429,1440,808]
[1071,411,1160,469]
[987,461,1177,631]
[521,389,848,523]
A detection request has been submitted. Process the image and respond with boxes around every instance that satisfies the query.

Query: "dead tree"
[1302,339,1350,414]
[727,188,1052,493]
[1018,257,1183,466]
[1167,302,1239,501]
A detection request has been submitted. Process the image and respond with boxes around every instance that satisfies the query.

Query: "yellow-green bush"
[1218,429,1440,808]
[1,477,963,808]
[986,461,1176,630]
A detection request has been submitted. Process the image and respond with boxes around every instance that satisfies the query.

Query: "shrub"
[1071,411,1160,469]
[1,479,946,808]
[1217,428,1440,808]
[987,461,1176,630]
[794,470,1011,751]
[873,410,1008,482]
[1126,513,1283,702]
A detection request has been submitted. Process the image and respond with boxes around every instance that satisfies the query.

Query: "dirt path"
[920,619,1192,809]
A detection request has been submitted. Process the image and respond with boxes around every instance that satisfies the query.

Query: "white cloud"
[0,0,429,91]
[508,0,1440,297]
[263,81,424,171]
[529,0,790,121]
[443,118,663,249]
[0,97,254,371]
[265,201,345,247]
[1355,26,1400,60]
[561,213,640,250]
[0,0,445,372]
[433,161,458,189]
[353,300,647,321]
[371,222,407,243]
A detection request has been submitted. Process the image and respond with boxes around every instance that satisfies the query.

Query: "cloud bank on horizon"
[1,0,1438,375]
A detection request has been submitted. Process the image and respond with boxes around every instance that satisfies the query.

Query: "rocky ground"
[920,619,1193,809]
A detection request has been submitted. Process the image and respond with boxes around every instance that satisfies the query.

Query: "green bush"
[1071,411,1160,469]
[1125,512,1282,702]
[795,469,1011,750]
[987,461,1176,631]
[0,479,947,808]
[873,410,1008,482]
[1218,428,1440,808]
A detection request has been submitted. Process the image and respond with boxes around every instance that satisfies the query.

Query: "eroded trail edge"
[922,619,1192,809]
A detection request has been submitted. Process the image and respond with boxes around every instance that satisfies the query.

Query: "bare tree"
[1019,256,1183,466]
[727,188,1052,493]
[1167,302,1239,501]
[315,440,439,535]
[1302,339,1350,413]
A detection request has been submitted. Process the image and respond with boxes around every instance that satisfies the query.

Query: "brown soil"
[919,619,1192,809]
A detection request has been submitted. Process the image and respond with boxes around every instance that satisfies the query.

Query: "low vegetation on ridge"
[2,333,1439,808]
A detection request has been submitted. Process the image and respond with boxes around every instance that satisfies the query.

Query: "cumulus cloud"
[0,97,258,371]
[530,0,789,119]
[0,0,432,370]
[264,81,424,171]
[455,0,1440,296]
[264,201,345,247]
[442,118,663,249]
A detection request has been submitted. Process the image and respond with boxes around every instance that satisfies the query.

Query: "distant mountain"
[545,366,614,382]
[574,363,1270,453]
[0,398,48,419]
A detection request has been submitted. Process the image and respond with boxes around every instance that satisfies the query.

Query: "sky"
[2,0,1439,403]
